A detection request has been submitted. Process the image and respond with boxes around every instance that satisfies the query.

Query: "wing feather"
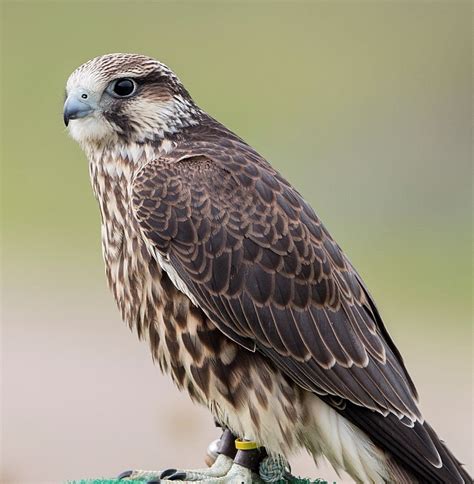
[133,152,421,423]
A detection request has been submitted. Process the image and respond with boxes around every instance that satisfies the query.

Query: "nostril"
[81,93,88,99]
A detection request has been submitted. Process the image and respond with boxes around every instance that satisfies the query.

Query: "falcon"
[64,53,471,483]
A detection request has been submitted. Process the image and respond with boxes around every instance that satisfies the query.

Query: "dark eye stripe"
[132,72,191,100]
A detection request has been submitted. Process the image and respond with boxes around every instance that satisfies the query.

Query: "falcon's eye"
[109,78,136,98]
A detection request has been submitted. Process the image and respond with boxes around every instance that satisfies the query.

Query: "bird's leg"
[118,431,267,483]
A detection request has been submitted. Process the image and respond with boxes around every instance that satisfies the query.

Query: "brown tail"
[331,397,472,483]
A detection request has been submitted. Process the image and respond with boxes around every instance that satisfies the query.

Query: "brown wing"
[132,146,420,423]
[131,124,472,482]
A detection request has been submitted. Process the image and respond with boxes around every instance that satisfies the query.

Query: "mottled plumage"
[64,53,470,483]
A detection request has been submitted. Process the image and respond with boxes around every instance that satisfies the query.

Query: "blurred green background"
[1,2,472,483]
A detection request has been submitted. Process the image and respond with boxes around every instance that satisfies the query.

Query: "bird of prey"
[64,53,470,484]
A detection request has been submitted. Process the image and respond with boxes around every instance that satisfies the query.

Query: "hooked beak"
[63,93,95,126]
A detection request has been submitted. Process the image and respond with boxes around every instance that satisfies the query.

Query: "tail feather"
[327,397,472,483]
[425,422,472,484]
[385,455,420,483]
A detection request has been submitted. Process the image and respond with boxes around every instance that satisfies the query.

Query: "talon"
[167,471,187,480]
[117,470,133,480]
[160,468,177,479]
[117,431,243,482]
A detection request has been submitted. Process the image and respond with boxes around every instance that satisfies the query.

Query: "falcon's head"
[64,53,201,146]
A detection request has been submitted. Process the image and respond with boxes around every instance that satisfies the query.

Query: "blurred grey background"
[1,1,472,483]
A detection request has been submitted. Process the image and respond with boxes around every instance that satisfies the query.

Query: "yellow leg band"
[235,438,259,450]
